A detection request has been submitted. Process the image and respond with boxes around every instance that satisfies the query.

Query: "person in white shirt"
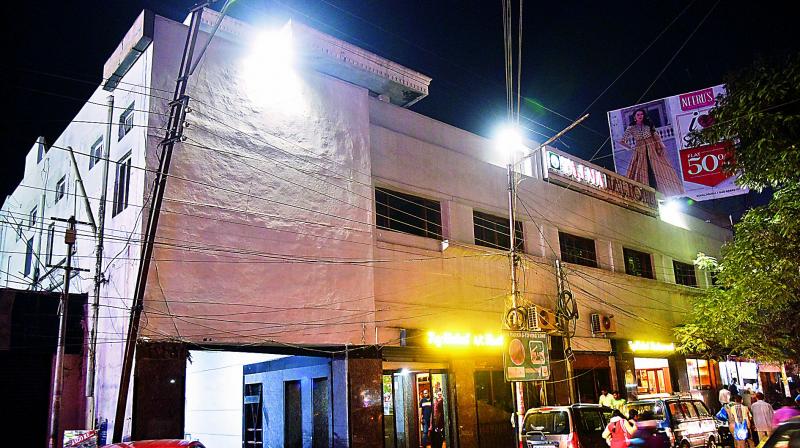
[599,388,615,408]
[719,385,731,410]
[750,392,775,441]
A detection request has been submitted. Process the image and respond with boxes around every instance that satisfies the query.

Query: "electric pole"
[555,259,577,403]
[47,216,90,448]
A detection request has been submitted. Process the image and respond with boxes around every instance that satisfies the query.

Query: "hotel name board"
[542,149,659,215]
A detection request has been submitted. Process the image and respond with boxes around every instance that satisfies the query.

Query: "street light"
[241,24,303,110]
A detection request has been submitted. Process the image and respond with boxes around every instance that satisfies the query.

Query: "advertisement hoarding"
[607,85,748,201]
[503,331,550,381]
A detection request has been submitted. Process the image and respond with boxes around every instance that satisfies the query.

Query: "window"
[473,211,523,251]
[694,401,711,417]
[29,207,37,228]
[559,231,597,268]
[375,187,442,239]
[680,401,699,419]
[55,176,66,203]
[686,359,712,390]
[284,380,302,448]
[89,137,103,170]
[24,237,34,277]
[668,402,685,421]
[523,411,569,434]
[46,223,55,266]
[623,247,653,279]
[113,152,132,216]
[118,103,134,140]
[312,377,330,448]
[673,260,697,287]
[474,370,512,412]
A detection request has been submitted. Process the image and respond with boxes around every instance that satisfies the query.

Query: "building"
[0,7,741,448]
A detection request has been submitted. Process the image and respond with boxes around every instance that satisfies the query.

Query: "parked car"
[760,416,800,448]
[102,440,206,448]
[521,404,613,448]
[627,396,724,447]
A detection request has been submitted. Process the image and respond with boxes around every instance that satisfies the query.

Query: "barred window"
[375,188,441,239]
[673,260,697,287]
[473,211,523,251]
[559,231,597,268]
[623,247,654,279]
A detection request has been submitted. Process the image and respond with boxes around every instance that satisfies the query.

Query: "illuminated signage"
[628,340,675,353]
[543,149,658,215]
[427,331,504,348]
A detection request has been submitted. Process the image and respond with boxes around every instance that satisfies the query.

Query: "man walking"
[729,395,752,448]
[720,384,732,410]
[751,393,774,442]
[419,389,432,446]
[599,388,615,408]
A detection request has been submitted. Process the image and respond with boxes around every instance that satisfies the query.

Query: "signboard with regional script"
[607,84,748,201]
[503,330,550,381]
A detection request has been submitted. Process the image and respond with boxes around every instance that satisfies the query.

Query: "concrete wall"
[140,15,377,347]
[184,350,282,448]
[244,356,335,448]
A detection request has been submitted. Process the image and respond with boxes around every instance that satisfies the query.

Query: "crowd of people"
[598,382,800,447]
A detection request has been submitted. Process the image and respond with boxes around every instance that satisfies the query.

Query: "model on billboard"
[617,109,685,196]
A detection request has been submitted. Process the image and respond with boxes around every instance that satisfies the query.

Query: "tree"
[675,55,800,362]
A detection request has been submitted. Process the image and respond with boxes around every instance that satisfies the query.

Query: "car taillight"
[567,432,579,448]
[519,441,524,448]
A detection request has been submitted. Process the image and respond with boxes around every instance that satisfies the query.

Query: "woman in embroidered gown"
[618,109,685,196]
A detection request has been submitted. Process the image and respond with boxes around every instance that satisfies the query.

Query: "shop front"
[380,330,519,448]
[614,340,680,401]
[570,337,614,404]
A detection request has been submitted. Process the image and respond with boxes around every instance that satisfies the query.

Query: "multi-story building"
[1,8,733,448]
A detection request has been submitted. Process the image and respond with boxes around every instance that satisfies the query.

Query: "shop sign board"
[64,430,98,448]
[503,330,550,381]
[542,148,658,216]
[607,84,748,201]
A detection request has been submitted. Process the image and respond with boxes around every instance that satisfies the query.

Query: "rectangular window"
[312,377,330,448]
[375,187,442,239]
[24,237,34,277]
[46,223,55,266]
[29,207,37,228]
[473,210,523,251]
[89,137,103,170]
[559,231,597,268]
[673,260,697,287]
[284,380,302,448]
[118,103,134,140]
[113,152,132,217]
[686,358,712,390]
[55,176,66,203]
[623,247,654,279]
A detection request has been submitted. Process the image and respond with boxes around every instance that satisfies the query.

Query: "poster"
[63,430,97,448]
[607,85,748,201]
[503,331,550,381]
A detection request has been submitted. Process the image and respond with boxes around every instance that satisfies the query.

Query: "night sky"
[4,0,795,219]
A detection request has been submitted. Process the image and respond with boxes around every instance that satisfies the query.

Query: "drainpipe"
[86,94,114,430]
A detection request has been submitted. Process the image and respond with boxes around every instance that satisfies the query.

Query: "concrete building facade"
[0,8,730,447]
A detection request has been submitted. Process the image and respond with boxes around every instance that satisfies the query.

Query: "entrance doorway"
[382,369,452,448]
[633,357,672,395]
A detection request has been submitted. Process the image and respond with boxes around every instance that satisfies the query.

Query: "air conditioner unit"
[528,305,557,332]
[590,313,616,336]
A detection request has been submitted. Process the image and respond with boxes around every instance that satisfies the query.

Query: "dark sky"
[3,0,795,218]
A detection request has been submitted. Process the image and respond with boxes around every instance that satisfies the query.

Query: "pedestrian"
[729,379,740,397]
[600,387,615,408]
[419,389,432,446]
[742,386,753,407]
[630,411,670,448]
[612,390,627,413]
[772,395,800,428]
[751,392,774,441]
[603,409,636,448]
[720,384,732,410]
[729,395,752,448]
[429,390,446,448]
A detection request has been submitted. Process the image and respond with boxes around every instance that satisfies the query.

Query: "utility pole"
[86,94,114,430]
[555,260,577,404]
[506,158,526,445]
[112,1,237,441]
[47,216,90,448]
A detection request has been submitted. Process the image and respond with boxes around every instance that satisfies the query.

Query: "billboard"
[503,330,550,381]
[607,85,748,201]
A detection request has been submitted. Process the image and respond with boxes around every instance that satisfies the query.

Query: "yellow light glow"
[427,331,504,349]
[628,340,675,353]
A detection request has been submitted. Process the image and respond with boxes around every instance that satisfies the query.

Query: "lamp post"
[496,126,526,443]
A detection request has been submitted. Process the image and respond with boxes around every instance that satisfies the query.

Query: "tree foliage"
[675,55,800,362]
